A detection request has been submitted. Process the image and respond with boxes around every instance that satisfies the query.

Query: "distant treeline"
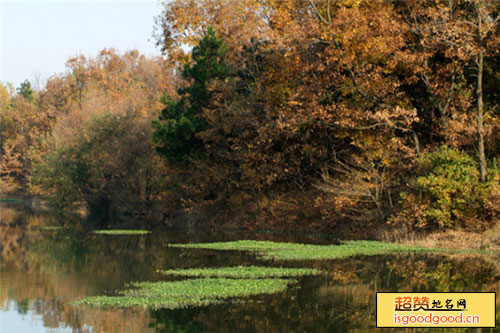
[1,0,499,233]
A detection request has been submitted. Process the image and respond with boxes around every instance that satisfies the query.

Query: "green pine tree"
[153,27,230,162]
[17,79,34,101]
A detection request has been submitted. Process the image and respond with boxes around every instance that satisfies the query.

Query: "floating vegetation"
[159,266,323,279]
[73,241,447,310]
[73,278,293,309]
[93,230,150,235]
[38,226,65,230]
[27,226,65,231]
[0,198,24,202]
[168,240,444,260]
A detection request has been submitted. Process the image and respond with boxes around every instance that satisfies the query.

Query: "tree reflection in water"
[1,203,499,331]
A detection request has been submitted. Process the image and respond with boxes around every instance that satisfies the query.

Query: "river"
[1,202,499,332]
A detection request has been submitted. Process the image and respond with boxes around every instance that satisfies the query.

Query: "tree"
[468,0,499,182]
[1,83,45,185]
[28,49,175,223]
[154,0,270,64]
[30,111,167,224]
[17,80,34,101]
[402,0,499,181]
[152,0,424,227]
[152,27,230,162]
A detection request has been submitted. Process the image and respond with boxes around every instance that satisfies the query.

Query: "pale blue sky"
[0,0,164,89]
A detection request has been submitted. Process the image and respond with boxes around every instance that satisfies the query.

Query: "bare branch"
[308,0,330,26]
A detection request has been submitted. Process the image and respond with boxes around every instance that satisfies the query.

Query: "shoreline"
[2,193,499,253]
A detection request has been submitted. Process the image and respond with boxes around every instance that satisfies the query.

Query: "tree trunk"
[476,45,487,182]
[411,129,421,157]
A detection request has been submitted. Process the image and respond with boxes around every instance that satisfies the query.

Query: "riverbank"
[2,187,499,253]
[380,222,500,252]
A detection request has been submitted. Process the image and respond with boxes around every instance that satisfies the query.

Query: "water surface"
[1,202,499,332]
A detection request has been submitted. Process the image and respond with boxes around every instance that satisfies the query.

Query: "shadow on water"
[1,202,500,332]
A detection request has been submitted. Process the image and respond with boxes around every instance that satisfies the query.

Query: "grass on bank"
[159,266,323,278]
[168,240,449,260]
[73,278,293,309]
[93,230,150,235]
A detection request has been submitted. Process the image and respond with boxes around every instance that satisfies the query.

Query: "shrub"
[392,146,499,230]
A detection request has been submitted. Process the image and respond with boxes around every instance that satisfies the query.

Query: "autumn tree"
[29,49,174,223]
[154,0,272,64]
[31,112,167,223]
[400,0,500,181]
[467,0,499,182]
[152,1,408,219]
[0,81,48,188]
[5,0,496,232]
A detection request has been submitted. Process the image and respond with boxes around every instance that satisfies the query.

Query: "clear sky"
[0,0,164,89]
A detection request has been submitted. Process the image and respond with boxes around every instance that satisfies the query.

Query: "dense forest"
[1,0,499,235]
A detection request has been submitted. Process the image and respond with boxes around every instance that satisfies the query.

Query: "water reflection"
[1,202,499,332]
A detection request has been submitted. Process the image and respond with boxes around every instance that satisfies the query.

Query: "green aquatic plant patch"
[159,266,323,278]
[169,240,442,260]
[73,278,293,309]
[93,230,150,235]
[39,226,65,230]
[27,226,65,231]
[0,198,24,202]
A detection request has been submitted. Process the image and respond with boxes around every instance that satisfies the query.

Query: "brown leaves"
[156,0,271,63]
